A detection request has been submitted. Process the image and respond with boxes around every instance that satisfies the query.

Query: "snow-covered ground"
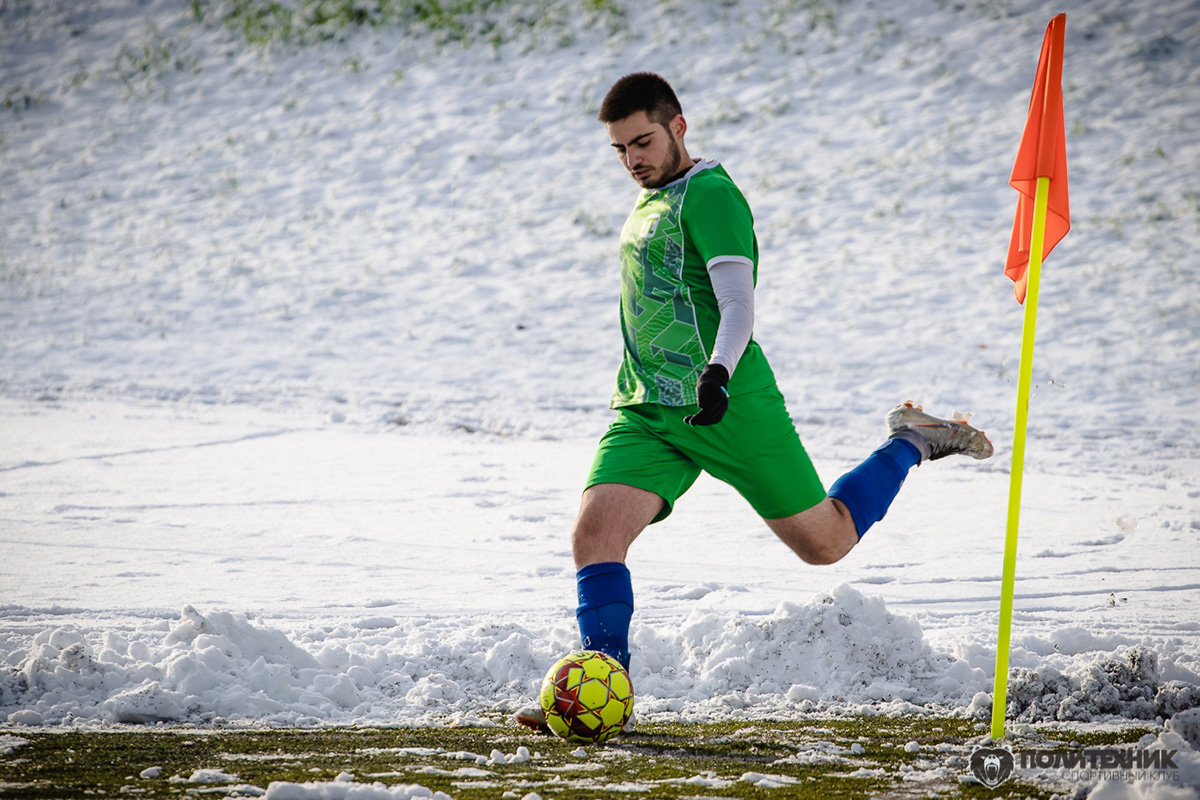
[1,0,1197,768]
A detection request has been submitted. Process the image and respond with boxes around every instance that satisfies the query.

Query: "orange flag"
[1005,13,1070,304]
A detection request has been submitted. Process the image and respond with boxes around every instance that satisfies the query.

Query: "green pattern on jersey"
[612,161,775,408]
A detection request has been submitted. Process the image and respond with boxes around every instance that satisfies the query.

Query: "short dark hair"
[597,72,682,128]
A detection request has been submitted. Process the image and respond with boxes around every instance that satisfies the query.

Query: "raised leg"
[764,497,860,565]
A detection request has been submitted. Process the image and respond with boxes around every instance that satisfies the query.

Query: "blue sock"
[827,437,921,539]
[575,562,633,671]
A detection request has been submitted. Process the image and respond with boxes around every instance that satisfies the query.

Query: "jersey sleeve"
[683,180,756,270]
[707,260,755,375]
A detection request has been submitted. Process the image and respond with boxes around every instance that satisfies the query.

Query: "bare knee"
[787,533,850,565]
[572,517,629,568]
[803,542,848,566]
[765,498,859,566]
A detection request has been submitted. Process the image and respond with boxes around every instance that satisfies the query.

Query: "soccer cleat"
[886,401,994,462]
[514,703,551,734]
[514,702,637,735]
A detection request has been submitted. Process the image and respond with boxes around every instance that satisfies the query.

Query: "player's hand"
[684,364,730,426]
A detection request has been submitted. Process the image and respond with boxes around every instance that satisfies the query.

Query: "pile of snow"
[3,588,1197,728]
[634,585,972,717]
[1004,647,1200,724]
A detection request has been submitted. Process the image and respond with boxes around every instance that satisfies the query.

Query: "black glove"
[684,363,730,426]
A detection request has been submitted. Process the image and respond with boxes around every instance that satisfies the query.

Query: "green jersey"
[612,159,776,408]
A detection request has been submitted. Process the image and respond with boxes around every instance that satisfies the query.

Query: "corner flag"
[992,13,1071,741]
[1004,13,1070,304]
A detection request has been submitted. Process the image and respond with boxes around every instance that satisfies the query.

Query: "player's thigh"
[585,404,702,524]
[572,483,666,566]
[677,385,827,519]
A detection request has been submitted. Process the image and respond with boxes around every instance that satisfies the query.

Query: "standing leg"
[571,483,663,670]
[572,482,664,568]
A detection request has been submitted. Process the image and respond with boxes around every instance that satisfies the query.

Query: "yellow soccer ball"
[538,650,634,744]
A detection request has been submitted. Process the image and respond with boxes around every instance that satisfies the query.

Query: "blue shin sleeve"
[827,437,921,539]
[576,561,634,670]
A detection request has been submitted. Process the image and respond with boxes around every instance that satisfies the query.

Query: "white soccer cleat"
[514,703,550,734]
[513,702,636,735]
[886,401,994,462]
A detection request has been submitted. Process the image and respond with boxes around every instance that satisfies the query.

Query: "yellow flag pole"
[991,175,1050,740]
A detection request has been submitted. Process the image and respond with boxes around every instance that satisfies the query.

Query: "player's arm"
[708,258,754,376]
[684,258,754,427]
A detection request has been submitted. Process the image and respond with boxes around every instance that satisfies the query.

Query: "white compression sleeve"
[707,259,755,376]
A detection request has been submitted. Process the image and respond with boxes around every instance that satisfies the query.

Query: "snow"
[0,0,1197,775]
[170,767,241,784]
[264,780,452,800]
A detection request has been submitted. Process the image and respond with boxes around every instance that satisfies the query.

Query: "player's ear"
[670,114,687,140]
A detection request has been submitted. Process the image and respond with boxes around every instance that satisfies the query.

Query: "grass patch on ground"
[190,0,626,48]
[0,716,1160,798]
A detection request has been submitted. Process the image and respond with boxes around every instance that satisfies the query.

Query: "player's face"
[607,111,688,189]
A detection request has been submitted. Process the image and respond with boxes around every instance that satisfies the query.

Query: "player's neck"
[663,157,698,186]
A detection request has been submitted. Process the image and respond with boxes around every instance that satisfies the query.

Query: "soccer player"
[517,72,992,732]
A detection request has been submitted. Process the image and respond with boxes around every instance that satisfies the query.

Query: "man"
[517,72,992,731]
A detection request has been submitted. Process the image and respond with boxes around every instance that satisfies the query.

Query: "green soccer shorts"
[585,384,828,522]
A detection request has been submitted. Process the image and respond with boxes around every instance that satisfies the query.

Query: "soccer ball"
[539,650,634,744]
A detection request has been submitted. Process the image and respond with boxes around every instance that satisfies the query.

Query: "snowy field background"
[1,0,1198,771]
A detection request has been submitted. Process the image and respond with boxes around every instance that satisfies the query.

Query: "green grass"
[0,716,1159,798]
[191,0,626,48]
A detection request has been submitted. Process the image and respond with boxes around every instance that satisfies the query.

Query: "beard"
[635,135,686,189]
